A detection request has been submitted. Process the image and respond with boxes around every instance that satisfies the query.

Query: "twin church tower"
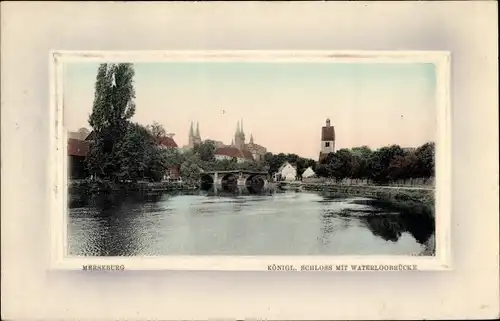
[232,119,253,150]
[186,118,260,152]
[187,121,202,148]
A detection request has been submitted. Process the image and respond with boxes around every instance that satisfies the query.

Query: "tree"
[368,145,405,183]
[113,123,151,182]
[415,142,435,178]
[326,149,353,181]
[350,146,372,180]
[351,146,372,159]
[320,152,336,165]
[194,140,216,162]
[388,151,420,182]
[146,121,167,144]
[180,159,202,184]
[163,148,186,169]
[314,163,329,178]
[86,63,137,181]
[146,146,169,182]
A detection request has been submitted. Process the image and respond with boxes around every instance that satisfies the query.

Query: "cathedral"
[184,119,267,162]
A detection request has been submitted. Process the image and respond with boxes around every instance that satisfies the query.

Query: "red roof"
[68,138,90,157]
[215,147,242,158]
[241,149,254,160]
[321,126,335,141]
[159,136,178,148]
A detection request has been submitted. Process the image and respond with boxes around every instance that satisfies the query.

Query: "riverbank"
[297,182,435,218]
[69,179,198,195]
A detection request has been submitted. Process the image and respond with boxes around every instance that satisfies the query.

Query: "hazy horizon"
[64,62,436,160]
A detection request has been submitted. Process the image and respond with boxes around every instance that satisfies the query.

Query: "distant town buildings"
[184,119,268,162]
[319,118,336,163]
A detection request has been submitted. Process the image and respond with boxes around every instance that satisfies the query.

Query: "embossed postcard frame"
[49,50,452,271]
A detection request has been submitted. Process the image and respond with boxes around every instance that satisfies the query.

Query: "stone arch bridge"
[200,170,270,191]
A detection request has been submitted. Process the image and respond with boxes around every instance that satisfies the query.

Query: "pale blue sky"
[64,62,436,159]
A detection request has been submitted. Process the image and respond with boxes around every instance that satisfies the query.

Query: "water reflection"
[68,190,435,256]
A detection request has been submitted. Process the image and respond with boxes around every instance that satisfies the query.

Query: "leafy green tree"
[180,158,202,184]
[194,140,217,162]
[163,148,186,169]
[146,121,167,144]
[351,146,372,159]
[368,145,405,183]
[314,163,329,177]
[415,142,435,178]
[326,149,353,181]
[86,63,137,181]
[146,146,168,182]
[113,123,151,182]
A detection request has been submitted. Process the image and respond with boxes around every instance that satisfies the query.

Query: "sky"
[64,61,436,160]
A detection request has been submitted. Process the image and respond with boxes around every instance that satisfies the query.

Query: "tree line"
[314,143,435,184]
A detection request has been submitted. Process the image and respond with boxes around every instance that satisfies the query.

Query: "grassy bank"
[300,183,435,218]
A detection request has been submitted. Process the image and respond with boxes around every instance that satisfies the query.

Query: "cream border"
[50,50,451,271]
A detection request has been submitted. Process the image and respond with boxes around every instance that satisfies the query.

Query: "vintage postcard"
[50,50,451,271]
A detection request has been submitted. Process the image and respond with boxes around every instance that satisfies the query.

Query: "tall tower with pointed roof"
[188,121,195,148]
[194,121,202,145]
[234,119,245,150]
[240,118,246,142]
[319,118,335,162]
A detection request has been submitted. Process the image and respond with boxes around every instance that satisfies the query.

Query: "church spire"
[240,118,244,135]
[189,121,194,137]
[236,120,240,135]
[250,133,254,144]
[196,121,200,137]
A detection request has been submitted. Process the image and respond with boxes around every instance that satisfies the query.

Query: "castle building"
[186,119,267,162]
[319,118,335,163]
[244,133,267,161]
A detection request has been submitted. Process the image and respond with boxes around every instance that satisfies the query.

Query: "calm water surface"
[68,190,435,256]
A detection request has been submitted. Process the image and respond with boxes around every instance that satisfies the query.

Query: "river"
[68,189,435,256]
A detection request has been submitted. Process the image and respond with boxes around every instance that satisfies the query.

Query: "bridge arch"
[200,174,215,191]
[220,172,239,192]
[245,174,267,193]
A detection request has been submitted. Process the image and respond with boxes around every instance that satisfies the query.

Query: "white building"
[275,162,297,181]
[302,166,316,178]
